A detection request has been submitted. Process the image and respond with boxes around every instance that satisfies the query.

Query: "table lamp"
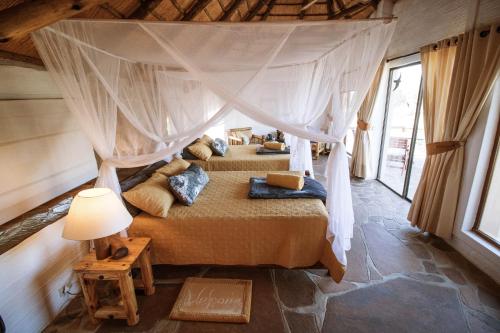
[63,188,133,260]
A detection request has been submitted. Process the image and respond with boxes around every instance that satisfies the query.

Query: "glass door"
[378,62,424,200]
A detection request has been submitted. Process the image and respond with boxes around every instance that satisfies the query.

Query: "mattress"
[187,144,289,171]
[128,171,344,282]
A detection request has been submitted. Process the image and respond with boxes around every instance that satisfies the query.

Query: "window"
[377,62,424,200]
[474,119,500,246]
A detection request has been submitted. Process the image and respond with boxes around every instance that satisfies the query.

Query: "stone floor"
[44,156,500,333]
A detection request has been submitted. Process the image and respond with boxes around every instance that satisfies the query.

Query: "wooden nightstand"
[74,237,155,326]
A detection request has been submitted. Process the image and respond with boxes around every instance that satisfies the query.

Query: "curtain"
[32,19,396,268]
[409,24,500,238]
[350,63,384,178]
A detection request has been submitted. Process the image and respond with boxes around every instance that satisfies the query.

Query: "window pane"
[407,104,425,200]
[477,142,500,243]
[379,63,422,195]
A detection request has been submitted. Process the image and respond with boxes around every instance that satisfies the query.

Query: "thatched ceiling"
[0,0,379,66]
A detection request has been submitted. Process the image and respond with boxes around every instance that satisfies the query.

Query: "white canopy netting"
[32,19,396,266]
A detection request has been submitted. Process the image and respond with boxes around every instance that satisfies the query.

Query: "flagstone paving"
[43,157,500,333]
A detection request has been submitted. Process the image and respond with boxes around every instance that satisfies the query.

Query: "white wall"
[0,65,96,332]
[0,218,88,333]
[387,0,500,59]
[0,66,97,224]
[451,80,500,283]
[222,110,274,136]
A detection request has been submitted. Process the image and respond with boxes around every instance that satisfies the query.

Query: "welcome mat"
[170,277,252,323]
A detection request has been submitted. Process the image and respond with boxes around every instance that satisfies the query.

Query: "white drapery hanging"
[32,19,396,267]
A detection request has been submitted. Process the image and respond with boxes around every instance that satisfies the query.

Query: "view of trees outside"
[379,63,425,198]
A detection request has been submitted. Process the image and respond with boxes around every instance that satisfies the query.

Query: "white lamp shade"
[63,188,132,241]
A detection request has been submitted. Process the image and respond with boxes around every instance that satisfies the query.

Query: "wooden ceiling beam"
[0,50,45,68]
[330,0,377,19]
[243,0,266,21]
[181,0,212,21]
[335,0,346,11]
[100,3,125,19]
[326,0,334,19]
[219,0,245,21]
[260,0,276,21]
[0,0,108,43]
[299,0,308,19]
[129,0,164,19]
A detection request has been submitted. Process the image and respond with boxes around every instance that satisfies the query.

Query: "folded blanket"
[267,173,304,190]
[248,177,326,202]
[256,146,290,155]
[264,141,285,150]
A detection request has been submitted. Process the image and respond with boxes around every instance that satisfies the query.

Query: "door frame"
[376,61,423,201]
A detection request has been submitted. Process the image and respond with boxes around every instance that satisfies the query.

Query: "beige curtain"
[350,63,384,178]
[409,24,500,238]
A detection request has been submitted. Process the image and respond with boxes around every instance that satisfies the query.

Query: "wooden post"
[0,0,107,42]
[118,270,139,326]
[138,245,155,296]
[78,274,100,325]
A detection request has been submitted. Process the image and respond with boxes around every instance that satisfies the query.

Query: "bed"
[186,144,290,171]
[128,170,344,282]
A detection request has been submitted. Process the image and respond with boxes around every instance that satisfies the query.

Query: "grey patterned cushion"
[210,138,228,156]
[168,164,209,206]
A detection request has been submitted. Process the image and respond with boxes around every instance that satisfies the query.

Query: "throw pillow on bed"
[198,134,214,146]
[168,164,209,206]
[187,142,213,161]
[156,158,190,177]
[181,147,198,160]
[210,138,228,156]
[122,173,175,218]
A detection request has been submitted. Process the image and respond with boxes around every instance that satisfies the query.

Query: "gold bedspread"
[129,171,344,282]
[187,144,289,171]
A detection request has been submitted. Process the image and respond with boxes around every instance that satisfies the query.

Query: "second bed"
[186,144,290,171]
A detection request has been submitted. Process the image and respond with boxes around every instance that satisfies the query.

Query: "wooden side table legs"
[118,270,139,326]
[74,237,154,327]
[138,245,155,296]
[79,277,99,325]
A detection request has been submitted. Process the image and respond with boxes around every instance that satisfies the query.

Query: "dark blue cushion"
[168,164,209,206]
[248,176,326,203]
[256,146,290,155]
[210,138,228,156]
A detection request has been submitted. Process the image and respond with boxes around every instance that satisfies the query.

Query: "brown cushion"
[156,158,190,177]
[266,173,304,190]
[122,173,175,218]
[198,134,214,146]
[264,141,285,150]
[187,142,213,161]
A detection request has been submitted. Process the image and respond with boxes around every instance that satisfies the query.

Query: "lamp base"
[94,237,111,260]
[93,235,129,260]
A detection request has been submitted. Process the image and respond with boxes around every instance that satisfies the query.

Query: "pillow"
[266,173,304,190]
[187,142,213,161]
[122,173,175,217]
[198,134,214,146]
[181,147,198,160]
[156,158,190,177]
[210,138,228,156]
[168,164,209,206]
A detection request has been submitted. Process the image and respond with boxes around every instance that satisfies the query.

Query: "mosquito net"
[31,19,396,266]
